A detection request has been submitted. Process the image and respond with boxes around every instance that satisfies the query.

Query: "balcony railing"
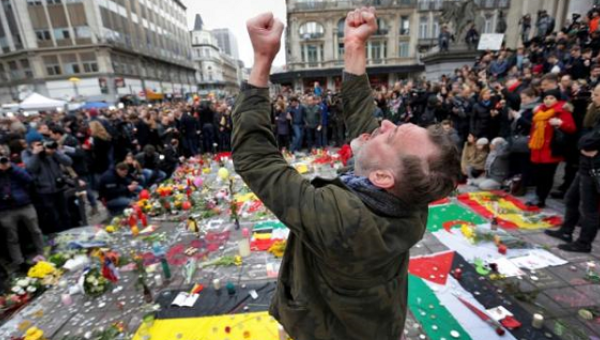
[300,32,325,40]
[289,0,415,12]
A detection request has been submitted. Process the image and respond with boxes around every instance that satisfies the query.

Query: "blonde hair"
[89,121,112,141]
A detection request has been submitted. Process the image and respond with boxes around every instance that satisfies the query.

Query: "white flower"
[26,286,37,293]
[17,279,29,287]
[86,276,94,283]
[12,287,25,295]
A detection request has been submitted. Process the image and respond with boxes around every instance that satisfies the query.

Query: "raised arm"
[232,13,360,257]
[342,7,379,140]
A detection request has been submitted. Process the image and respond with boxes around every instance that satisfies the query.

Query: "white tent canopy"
[19,92,66,111]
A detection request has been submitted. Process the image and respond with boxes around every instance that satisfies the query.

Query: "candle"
[453,268,462,280]
[226,281,236,295]
[129,215,137,228]
[154,274,163,287]
[131,224,139,237]
[140,214,148,227]
[242,228,250,238]
[238,239,251,258]
[61,293,73,306]
[532,313,544,329]
[212,278,221,290]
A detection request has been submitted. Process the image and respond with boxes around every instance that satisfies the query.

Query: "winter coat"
[275,110,290,136]
[22,150,72,194]
[461,142,489,174]
[470,100,493,138]
[0,165,34,211]
[90,137,112,174]
[529,102,577,164]
[232,74,426,340]
[98,169,134,201]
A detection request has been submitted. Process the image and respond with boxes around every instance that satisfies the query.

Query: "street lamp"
[69,77,81,101]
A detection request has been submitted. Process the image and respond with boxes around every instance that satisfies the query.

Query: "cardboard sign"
[478,33,505,51]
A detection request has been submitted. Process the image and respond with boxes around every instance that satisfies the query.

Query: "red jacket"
[530,102,576,164]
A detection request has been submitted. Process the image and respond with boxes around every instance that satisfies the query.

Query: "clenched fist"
[247,12,284,64]
[344,7,377,47]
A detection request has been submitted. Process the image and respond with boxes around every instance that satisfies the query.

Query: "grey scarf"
[340,172,408,218]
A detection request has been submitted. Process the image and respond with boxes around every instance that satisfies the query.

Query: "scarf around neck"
[529,106,556,150]
[340,172,407,218]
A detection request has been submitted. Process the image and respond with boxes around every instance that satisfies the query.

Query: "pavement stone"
[547,317,597,340]
[545,286,600,308]
[547,264,593,286]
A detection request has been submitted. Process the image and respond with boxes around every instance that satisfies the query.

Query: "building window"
[75,26,92,39]
[399,42,409,57]
[47,0,62,4]
[61,54,80,74]
[299,21,325,39]
[302,44,321,65]
[370,41,387,60]
[7,61,21,80]
[80,52,99,73]
[484,14,494,33]
[419,16,428,39]
[54,28,71,40]
[375,18,388,35]
[400,16,410,35]
[433,17,440,38]
[20,59,33,78]
[338,43,344,59]
[36,30,52,42]
[26,0,42,5]
[337,18,345,38]
[43,56,62,76]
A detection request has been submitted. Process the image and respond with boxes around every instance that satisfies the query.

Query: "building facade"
[212,28,240,60]
[0,0,197,104]
[275,0,582,91]
[191,15,240,96]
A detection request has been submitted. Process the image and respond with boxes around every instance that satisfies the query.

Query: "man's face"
[571,50,581,58]
[38,124,49,135]
[50,132,61,141]
[592,68,600,78]
[353,121,437,175]
[520,94,533,105]
[116,168,128,178]
[541,80,557,91]
[561,76,572,88]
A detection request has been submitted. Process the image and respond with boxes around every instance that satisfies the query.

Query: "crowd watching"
[2,5,600,286]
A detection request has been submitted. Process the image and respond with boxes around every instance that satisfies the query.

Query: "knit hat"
[543,88,562,101]
[476,137,489,146]
[88,108,99,118]
[25,130,44,145]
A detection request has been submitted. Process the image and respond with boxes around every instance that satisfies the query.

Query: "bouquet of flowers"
[81,268,110,298]
[27,261,56,279]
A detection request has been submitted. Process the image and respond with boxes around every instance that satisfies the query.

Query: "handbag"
[509,134,530,153]
[550,127,568,157]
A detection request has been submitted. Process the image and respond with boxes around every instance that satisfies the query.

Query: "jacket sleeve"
[579,124,600,151]
[23,152,41,174]
[53,151,73,166]
[232,87,359,258]
[558,109,577,134]
[10,166,33,185]
[342,74,379,141]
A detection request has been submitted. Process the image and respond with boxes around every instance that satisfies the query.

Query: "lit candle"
[532,313,544,329]
[61,293,73,306]
[212,278,221,290]
[238,239,251,258]
[154,274,163,287]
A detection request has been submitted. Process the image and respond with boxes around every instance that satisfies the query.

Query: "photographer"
[22,132,73,234]
[98,162,140,217]
[0,146,45,273]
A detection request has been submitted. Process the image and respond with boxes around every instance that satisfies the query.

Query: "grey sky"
[183,0,288,67]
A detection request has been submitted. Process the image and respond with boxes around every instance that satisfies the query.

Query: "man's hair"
[391,125,460,207]
[521,87,538,98]
[50,126,65,135]
[116,162,128,171]
[542,73,559,84]
[143,145,156,154]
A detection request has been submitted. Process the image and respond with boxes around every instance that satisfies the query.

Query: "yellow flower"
[105,226,115,233]
[27,261,56,279]
[460,224,475,242]
[24,327,44,340]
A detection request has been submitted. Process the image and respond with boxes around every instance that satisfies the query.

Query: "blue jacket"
[0,165,34,211]
[319,101,329,126]
[98,169,134,201]
[288,105,307,125]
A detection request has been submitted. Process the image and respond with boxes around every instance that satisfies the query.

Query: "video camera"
[43,140,58,150]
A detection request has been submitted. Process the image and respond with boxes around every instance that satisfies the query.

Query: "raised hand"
[247,12,284,87]
[247,12,284,64]
[344,7,377,47]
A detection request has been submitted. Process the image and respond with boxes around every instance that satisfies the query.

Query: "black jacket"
[98,169,134,201]
[0,165,34,211]
[470,101,493,138]
[135,152,161,171]
[179,113,199,138]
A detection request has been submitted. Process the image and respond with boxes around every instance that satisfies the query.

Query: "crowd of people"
[1,5,600,289]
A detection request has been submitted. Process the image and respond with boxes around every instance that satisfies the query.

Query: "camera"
[43,140,58,149]
[55,176,66,189]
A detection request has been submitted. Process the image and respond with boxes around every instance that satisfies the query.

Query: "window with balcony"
[20,59,33,78]
[375,18,388,35]
[299,21,324,40]
[43,55,62,76]
[400,16,410,35]
[399,41,409,57]
[338,43,344,59]
[26,0,42,5]
[302,44,322,66]
[47,0,62,4]
[7,61,22,80]
[419,16,428,39]
[75,26,92,39]
[370,41,387,61]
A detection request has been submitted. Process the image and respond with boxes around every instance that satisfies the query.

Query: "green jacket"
[305,104,322,128]
[232,74,427,340]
